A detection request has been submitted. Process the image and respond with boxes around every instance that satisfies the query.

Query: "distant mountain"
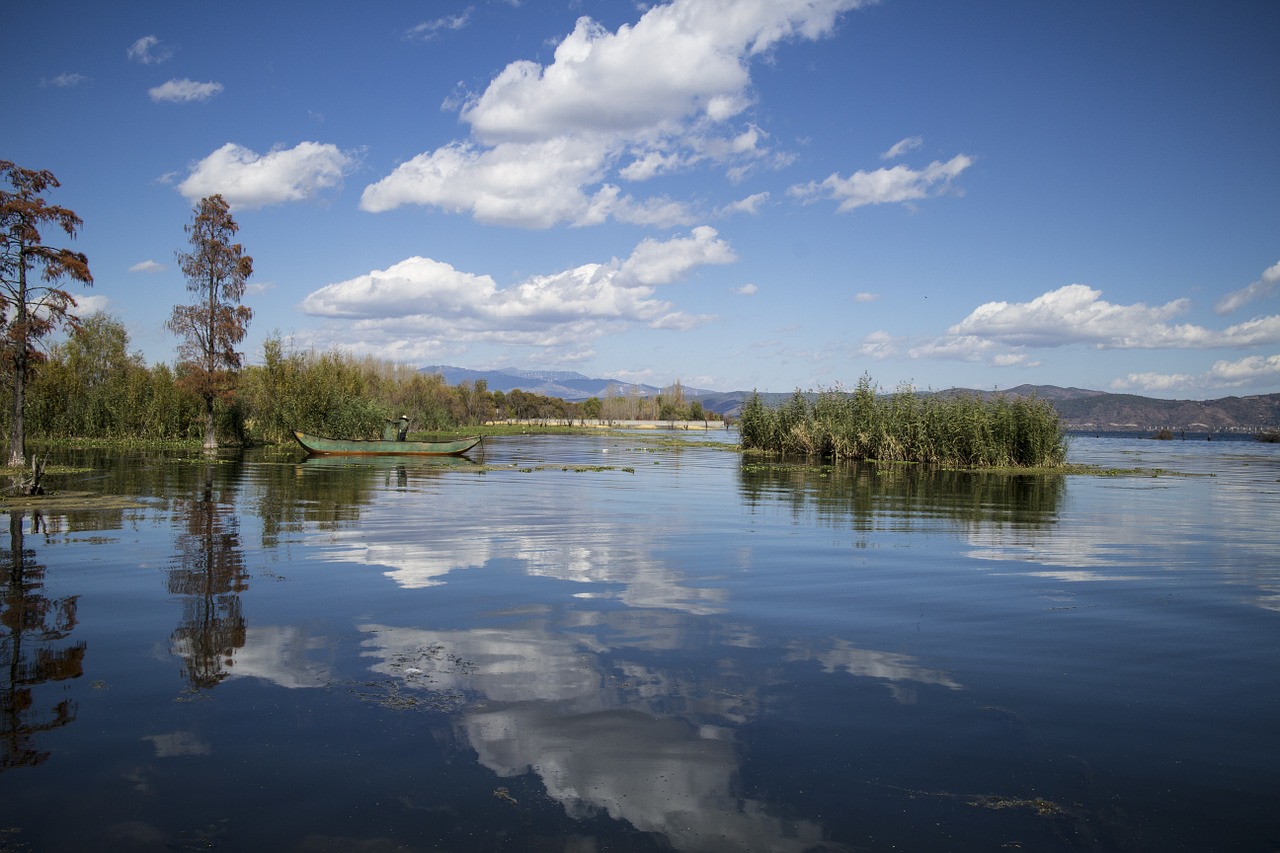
[420,365,714,401]
[935,384,1280,432]
[420,366,1280,431]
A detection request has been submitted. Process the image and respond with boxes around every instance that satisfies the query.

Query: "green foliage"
[739,378,1067,468]
[1,160,94,464]
[18,324,723,446]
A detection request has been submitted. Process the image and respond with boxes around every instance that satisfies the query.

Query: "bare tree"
[0,161,93,467]
[167,195,253,448]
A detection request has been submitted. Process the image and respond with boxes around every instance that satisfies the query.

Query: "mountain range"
[421,366,1280,432]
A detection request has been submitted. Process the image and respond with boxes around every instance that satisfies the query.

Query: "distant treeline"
[739,376,1067,468]
[8,314,717,445]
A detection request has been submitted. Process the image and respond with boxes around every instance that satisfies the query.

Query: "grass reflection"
[738,458,1065,530]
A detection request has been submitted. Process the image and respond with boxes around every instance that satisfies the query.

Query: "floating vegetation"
[351,644,474,713]
[740,376,1067,469]
[0,491,150,511]
[471,464,635,475]
[968,794,1066,816]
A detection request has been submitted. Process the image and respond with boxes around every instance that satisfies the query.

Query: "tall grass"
[739,376,1067,468]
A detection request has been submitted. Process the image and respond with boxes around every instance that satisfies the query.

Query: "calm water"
[2,433,1277,852]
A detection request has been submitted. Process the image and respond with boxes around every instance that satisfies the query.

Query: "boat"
[292,430,482,457]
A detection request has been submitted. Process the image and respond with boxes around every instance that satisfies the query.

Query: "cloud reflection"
[357,619,828,851]
[787,638,962,704]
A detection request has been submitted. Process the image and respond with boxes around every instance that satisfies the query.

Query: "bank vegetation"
[6,316,717,447]
[739,376,1067,469]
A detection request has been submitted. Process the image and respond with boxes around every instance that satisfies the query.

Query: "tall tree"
[167,195,253,448]
[0,161,93,467]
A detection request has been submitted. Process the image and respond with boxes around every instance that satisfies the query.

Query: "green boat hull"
[293,431,481,457]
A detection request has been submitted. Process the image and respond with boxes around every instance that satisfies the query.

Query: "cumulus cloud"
[945,284,1280,350]
[1207,353,1280,383]
[1110,372,1199,393]
[129,260,165,274]
[1111,354,1280,394]
[853,291,878,302]
[1215,260,1280,315]
[946,284,1198,348]
[857,330,897,360]
[177,141,359,209]
[881,136,922,160]
[788,155,972,213]
[149,78,223,103]
[70,295,112,318]
[738,283,759,296]
[362,0,871,227]
[617,226,736,285]
[717,192,769,216]
[297,228,730,359]
[127,35,173,65]
[908,284,1280,381]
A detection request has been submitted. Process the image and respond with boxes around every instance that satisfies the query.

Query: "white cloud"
[881,136,922,160]
[42,73,91,88]
[127,35,173,65]
[1207,353,1280,383]
[68,295,112,320]
[738,283,759,296]
[149,78,223,103]
[178,141,358,209]
[1110,372,1199,393]
[908,334,1001,363]
[718,192,770,216]
[788,154,973,213]
[406,10,472,40]
[297,228,729,359]
[947,284,1200,348]
[129,260,165,274]
[853,291,878,302]
[618,226,736,285]
[857,330,897,360]
[362,0,870,227]
[1215,260,1280,315]
[1111,354,1280,394]
[911,284,1280,371]
[361,138,612,227]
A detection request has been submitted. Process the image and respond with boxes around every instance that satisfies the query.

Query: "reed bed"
[739,377,1067,468]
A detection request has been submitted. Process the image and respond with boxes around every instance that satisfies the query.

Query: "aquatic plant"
[738,376,1067,468]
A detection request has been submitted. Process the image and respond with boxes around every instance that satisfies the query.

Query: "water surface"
[2,434,1277,851]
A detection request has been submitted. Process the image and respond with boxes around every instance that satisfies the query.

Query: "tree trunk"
[8,266,28,468]
[8,366,24,467]
[203,396,217,449]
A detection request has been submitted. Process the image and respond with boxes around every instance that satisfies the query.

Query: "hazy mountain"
[421,366,1280,431]
[420,365,714,401]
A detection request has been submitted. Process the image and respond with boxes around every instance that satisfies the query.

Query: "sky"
[7,0,1280,399]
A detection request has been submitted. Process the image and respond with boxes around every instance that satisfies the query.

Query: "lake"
[1,433,1277,851]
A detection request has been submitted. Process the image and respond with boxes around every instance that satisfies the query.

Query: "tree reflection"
[0,511,84,769]
[167,466,248,690]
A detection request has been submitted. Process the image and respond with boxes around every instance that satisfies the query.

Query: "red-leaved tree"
[167,195,253,449]
[0,161,93,467]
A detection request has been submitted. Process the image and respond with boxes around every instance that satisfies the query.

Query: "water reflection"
[358,617,829,852]
[738,460,1065,532]
[166,464,248,690]
[786,638,962,704]
[4,437,1275,850]
[0,512,83,769]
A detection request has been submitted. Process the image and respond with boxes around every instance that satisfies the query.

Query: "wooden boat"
[293,430,481,457]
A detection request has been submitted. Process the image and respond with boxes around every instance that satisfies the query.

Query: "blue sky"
[8,0,1280,398]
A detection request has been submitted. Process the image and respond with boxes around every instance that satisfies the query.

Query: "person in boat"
[383,415,410,441]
